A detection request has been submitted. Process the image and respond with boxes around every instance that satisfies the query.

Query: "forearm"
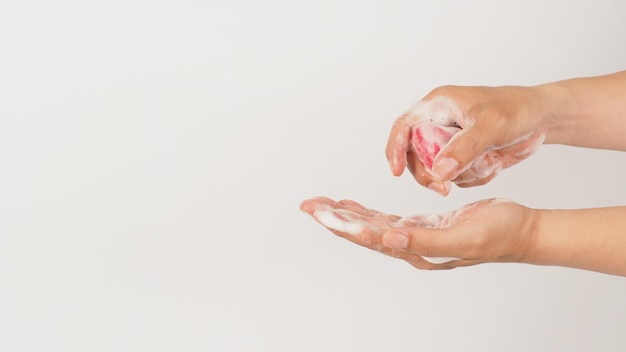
[526,206,626,276]
[539,70,626,150]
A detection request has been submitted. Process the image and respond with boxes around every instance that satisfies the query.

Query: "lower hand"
[300,196,536,270]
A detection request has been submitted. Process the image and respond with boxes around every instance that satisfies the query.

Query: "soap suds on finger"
[305,198,513,265]
[313,209,365,236]
[405,96,546,185]
[403,96,467,128]
[422,256,460,264]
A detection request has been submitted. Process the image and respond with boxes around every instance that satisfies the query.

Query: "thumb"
[431,121,499,181]
[382,227,462,264]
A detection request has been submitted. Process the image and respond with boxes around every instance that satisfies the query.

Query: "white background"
[1,1,626,351]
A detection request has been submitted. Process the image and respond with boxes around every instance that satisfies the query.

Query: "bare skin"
[300,197,534,270]
[387,86,548,195]
[300,197,626,277]
[301,71,626,277]
[386,71,626,195]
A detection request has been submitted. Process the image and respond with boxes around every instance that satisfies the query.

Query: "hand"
[300,196,535,270]
[385,85,550,195]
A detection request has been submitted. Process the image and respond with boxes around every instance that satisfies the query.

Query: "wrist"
[517,206,543,265]
[531,82,571,145]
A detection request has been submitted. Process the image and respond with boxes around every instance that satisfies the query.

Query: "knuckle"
[388,250,402,259]
[455,133,482,152]
[427,85,457,99]
[392,114,410,128]
[413,171,432,187]
[473,110,509,135]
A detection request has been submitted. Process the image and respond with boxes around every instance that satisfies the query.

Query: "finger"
[407,151,451,196]
[452,153,500,187]
[406,151,432,187]
[355,234,453,269]
[455,172,496,188]
[382,227,464,261]
[300,197,369,235]
[406,261,456,270]
[432,119,502,182]
[451,134,540,188]
[302,200,384,246]
[299,196,338,215]
[337,199,378,217]
[388,248,455,270]
[321,222,416,262]
[437,258,480,268]
[396,213,442,228]
[494,131,545,168]
[385,116,412,176]
[328,225,380,248]
[303,197,407,238]
[390,245,462,266]
[304,202,466,269]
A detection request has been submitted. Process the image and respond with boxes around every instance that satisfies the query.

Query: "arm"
[527,206,626,276]
[541,71,626,150]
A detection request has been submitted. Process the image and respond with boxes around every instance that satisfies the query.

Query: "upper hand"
[385,85,549,195]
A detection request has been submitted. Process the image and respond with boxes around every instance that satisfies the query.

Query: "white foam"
[314,210,364,236]
[422,256,461,264]
[404,96,546,185]
[404,96,465,127]
[512,132,546,158]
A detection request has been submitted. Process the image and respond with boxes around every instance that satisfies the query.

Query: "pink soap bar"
[411,124,461,169]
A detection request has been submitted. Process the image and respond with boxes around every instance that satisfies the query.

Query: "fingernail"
[433,157,458,181]
[389,156,397,172]
[442,182,451,196]
[428,182,445,195]
[383,231,409,250]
